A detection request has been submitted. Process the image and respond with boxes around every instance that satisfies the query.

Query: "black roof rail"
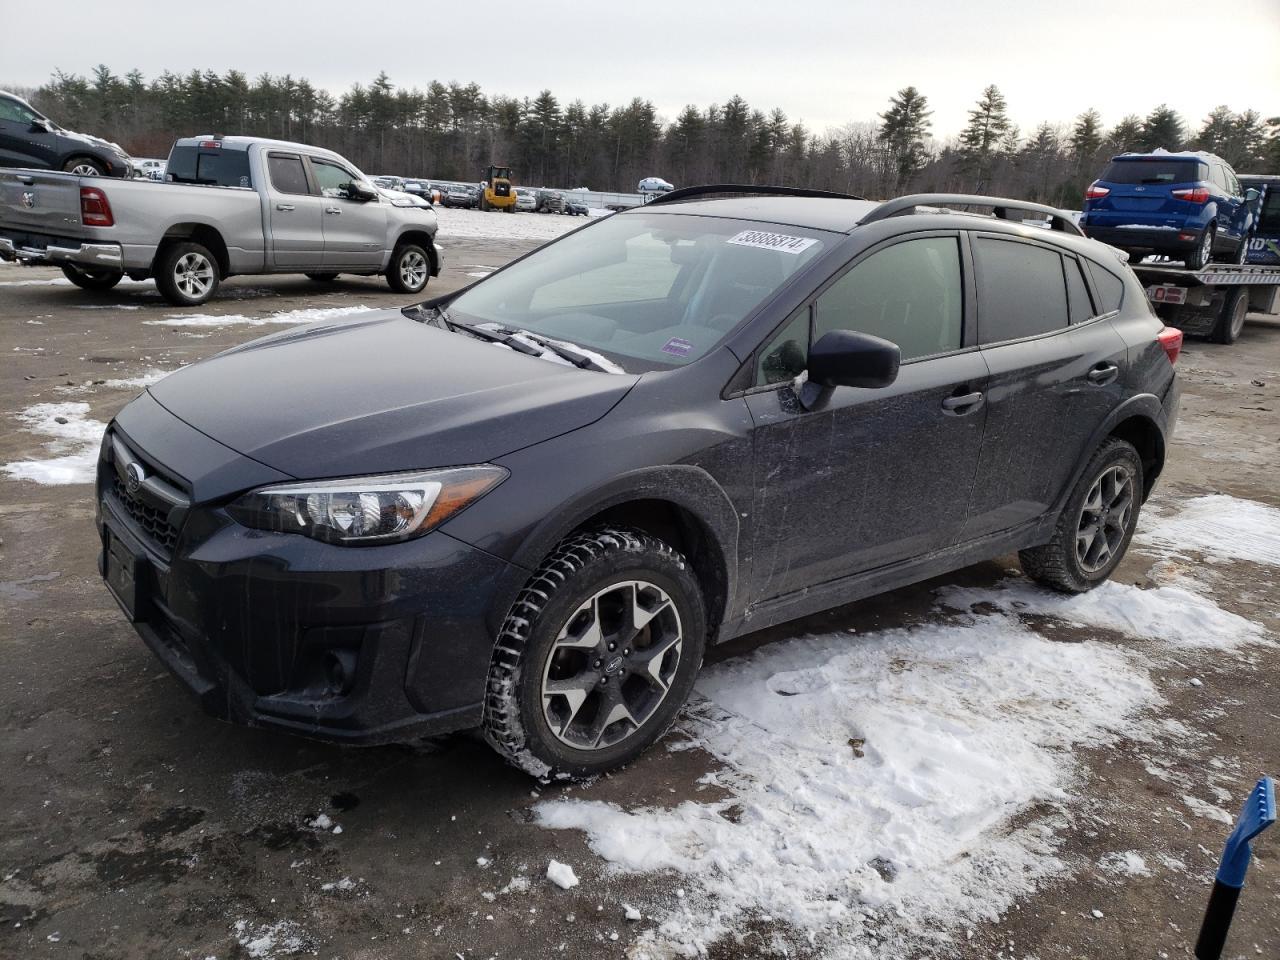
[860,194,1084,236]
[647,183,868,206]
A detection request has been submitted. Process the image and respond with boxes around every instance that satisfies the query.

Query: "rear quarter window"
[1084,259,1125,314]
[973,237,1069,343]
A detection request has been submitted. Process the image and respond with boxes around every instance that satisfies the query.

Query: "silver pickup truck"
[0,136,441,306]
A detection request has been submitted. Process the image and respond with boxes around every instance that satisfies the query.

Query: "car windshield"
[1102,159,1205,184]
[445,212,829,372]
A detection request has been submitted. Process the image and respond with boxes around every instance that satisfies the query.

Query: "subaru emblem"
[125,461,146,494]
[21,190,36,208]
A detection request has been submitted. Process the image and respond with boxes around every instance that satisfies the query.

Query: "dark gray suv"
[96,187,1182,779]
[0,91,132,177]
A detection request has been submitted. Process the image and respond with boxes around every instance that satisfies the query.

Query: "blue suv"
[1082,151,1254,269]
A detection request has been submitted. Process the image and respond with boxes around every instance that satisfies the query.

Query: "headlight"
[227,466,507,545]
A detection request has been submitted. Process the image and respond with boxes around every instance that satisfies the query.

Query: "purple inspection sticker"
[662,337,694,358]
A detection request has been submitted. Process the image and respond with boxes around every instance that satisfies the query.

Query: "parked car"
[0,90,133,177]
[538,190,566,214]
[443,183,478,209]
[372,175,406,191]
[1081,151,1254,269]
[96,188,1181,778]
[565,198,590,216]
[514,187,538,212]
[637,176,675,194]
[0,135,441,305]
[133,158,166,180]
[1238,174,1280,266]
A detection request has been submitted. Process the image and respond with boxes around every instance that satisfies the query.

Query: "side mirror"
[1244,188,1260,203]
[348,180,378,202]
[799,329,901,410]
[29,119,50,133]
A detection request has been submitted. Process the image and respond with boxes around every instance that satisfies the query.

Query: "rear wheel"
[1211,287,1249,344]
[1186,223,1215,270]
[1233,237,1249,264]
[1019,438,1143,593]
[305,272,339,282]
[385,243,430,294]
[482,528,706,779]
[62,156,106,177]
[60,263,123,290]
[154,241,219,306]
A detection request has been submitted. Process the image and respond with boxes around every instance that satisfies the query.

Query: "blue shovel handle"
[1195,776,1275,960]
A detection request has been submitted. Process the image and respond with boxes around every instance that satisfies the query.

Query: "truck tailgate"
[0,170,83,235]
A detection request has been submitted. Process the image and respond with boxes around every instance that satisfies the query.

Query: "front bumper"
[96,423,515,746]
[0,234,123,269]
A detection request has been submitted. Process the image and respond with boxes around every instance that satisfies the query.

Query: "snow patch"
[1138,495,1280,567]
[144,305,379,328]
[537,608,1162,954]
[546,860,580,889]
[2,402,105,485]
[232,919,308,958]
[434,205,584,243]
[1098,851,1150,876]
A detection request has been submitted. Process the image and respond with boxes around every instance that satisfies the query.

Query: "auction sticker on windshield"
[726,230,818,254]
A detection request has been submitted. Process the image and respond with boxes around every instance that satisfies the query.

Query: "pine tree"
[959,85,1011,191]
[1107,115,1144,153]
[876,86,932,189]
[1139,104,1185,151]
[1071,109,1104,165]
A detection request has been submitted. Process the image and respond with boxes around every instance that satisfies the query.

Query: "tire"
[1019,438,1144,594]
[305,272,339,282]
[154,241,219,306]
[1211,287,1249,345]
[62,156,106,177]
[1233,237,1249,265]
[60,263,123,290]
[482,527,707,779]
[385,243,430,294]
[1185,223,1215,270]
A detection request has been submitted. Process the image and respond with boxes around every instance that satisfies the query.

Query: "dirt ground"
[1,237,1278,960]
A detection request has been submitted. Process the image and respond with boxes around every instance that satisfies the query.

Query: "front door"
[745,233,988,603]
[309,157,387,270]
[0,97,56,170]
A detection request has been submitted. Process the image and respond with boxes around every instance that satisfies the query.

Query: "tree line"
[16,66,1280,205]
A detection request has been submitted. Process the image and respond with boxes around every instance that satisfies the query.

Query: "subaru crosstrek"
[1082,151,1254,269]
[97,188,1182,779]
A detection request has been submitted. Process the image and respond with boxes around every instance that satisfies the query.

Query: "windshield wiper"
[504,328,616,373]
[409,306,615,372]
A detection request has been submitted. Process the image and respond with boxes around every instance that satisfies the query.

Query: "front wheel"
[63,156,106,177]
[60,263,123,290]
[154,241,219,306]
[482,528,707,779]
[385,243,430,294]
[1019,438,1143,593]
[1185,223,1215,270]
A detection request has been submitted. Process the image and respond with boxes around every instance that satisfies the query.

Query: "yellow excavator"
[478,164,517,213]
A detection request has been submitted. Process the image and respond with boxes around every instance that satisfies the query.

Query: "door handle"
[941,391,984,414]
[325,207,341,215]
[1087,363,1119,385]
[275,203,294,211]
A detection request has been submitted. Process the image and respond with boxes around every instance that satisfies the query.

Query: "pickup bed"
[0,136,441,305]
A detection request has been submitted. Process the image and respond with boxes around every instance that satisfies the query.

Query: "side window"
[973,237,1069,343]
[1083,259,1125,314]
[267,154,310,195]
[1225,168,1242,197]
[311,159,359,199]
[0,98,34,123]
[756,310,811,385]
[1064,256,1095,324]
[812,236,963,362]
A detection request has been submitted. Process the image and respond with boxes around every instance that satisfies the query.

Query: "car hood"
[147,310,637,480]
[57,125,126,155]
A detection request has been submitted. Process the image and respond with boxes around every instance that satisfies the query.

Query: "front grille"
[111,471,181,553]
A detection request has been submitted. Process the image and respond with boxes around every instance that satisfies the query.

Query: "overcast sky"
[3,0,1278,140]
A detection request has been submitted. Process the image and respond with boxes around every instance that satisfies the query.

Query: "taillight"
[1171,187,1210,204]
[1157,326,1183,365]
[79,187,114,227]
[1085,183,1110,200]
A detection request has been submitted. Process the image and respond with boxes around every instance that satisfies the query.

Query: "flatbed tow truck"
[1130,261,1280,344]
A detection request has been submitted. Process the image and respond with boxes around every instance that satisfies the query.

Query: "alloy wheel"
[399,250,427,289]
[1197,228,1213,267]
[1076,465,1134,573]
[174,252,214,299]
[70,162,101,176]
[540,579,683,751]
[1228,292,1248,340]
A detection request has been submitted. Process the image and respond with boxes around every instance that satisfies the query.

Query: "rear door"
[745,232,989,602]
[264,152,325,268]
[962,233,1129,540]
[1218,164,1247,247]
[308,157,387,269]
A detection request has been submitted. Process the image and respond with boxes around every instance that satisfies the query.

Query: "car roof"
[637,196,880,233]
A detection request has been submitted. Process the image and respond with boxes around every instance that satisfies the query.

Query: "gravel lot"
[1,215,1278,960]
